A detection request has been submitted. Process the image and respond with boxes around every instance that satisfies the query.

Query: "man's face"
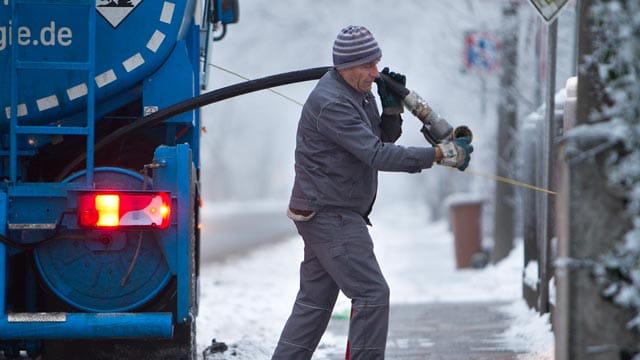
[340,61,380,93]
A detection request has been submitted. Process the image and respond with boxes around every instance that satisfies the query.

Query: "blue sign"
[464,31,500,74]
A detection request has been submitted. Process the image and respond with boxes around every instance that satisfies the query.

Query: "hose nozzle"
[453,125,473,143]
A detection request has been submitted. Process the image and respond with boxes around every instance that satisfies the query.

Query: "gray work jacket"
[289,69,436,217]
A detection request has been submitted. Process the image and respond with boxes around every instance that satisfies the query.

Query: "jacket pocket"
[287,208,316,222]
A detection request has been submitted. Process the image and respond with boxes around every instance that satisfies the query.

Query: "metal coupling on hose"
[403,91,453,141]
[402,91,436,122]
[379,72,473,144]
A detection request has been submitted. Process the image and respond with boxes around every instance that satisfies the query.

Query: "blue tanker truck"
[0,1,238,358]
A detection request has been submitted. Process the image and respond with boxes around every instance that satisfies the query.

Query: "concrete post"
[555,127,636,360]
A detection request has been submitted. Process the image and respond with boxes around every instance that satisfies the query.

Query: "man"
[272,25,472,360]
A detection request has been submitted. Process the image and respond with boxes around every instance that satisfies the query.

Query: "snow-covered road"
[195,203,553,359]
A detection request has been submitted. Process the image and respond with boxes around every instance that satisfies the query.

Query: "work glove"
[436,136,473,171]
[375,67,405,115]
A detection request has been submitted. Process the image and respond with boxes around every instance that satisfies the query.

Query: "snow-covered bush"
[585,0,640,335]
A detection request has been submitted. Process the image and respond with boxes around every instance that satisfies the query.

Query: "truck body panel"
[0,1,238,358]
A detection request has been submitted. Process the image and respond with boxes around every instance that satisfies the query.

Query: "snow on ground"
[196,203,553,359]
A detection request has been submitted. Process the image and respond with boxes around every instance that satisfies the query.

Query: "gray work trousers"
[272,209,390,360]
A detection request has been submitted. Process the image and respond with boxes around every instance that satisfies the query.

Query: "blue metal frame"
[9,0,96,185]
[153,144,196,324]
[0,313,173,339]
[9,0,18,184]
[188,21,202,168]
[86,0,97,185]
[176,145,195,323]
[0,192,6,316]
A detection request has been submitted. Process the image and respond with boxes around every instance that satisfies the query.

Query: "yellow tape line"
[458,168,557,195]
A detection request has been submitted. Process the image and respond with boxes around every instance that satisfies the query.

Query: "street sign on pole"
[528,0,571,23]
[463,31,501,75]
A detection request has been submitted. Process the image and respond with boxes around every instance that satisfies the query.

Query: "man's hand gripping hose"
[378,72,474,171]
[436,136,473,171]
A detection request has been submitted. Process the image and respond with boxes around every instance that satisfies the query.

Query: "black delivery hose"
[57,66,332,181]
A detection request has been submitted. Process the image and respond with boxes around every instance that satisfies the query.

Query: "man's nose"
[372,67,380,79]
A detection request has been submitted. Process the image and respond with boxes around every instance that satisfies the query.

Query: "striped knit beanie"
[332,25,382,69]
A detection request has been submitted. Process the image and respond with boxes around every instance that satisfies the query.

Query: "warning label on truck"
[97,0,143,28]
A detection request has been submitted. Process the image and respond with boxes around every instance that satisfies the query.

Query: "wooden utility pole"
[492,0,519,263]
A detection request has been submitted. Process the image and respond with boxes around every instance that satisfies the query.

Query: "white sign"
[96,0,143,28]
[528,0,571,23]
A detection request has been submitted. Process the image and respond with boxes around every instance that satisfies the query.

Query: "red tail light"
[78,192,171,229]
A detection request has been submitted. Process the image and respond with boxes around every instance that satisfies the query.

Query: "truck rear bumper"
[0,312,173,339]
